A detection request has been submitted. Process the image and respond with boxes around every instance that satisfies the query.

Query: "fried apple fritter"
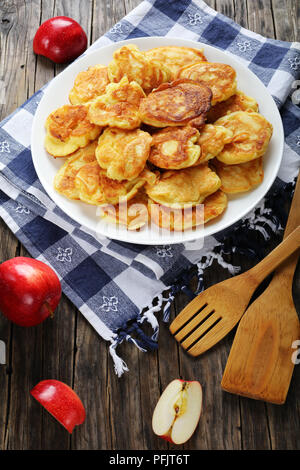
[75,161,106,205]
[146,46,206,80]
[203,189,228,223]
[139,79,212,128]
[207,90,259,123]
[148,190,227,231]
[145,164,221,209]
[88,77,145,130]
[215,111,273,164]
[148,126,200,169]
[177,61,237,105]
[54,141,99,200]
[99,167,157,205]
[50,42,269,233]
[96,127,152,181]
[69,65,110,105]
[194,124,233,164]
[108,44,171,93]
[213,157,264,193]
[99,191,149,230]
[45,105,102,157]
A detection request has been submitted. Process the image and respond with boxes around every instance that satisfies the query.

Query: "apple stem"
[44,301,54,318]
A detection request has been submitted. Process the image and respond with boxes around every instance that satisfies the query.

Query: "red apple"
[30,380,86,433]
[152,379,202,444]
[33,16,87,64]
[0,257,61,327]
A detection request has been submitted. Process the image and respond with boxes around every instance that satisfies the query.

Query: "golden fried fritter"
[99,167,157,205]
[194,124,233,164]
[139,79,212,128]
[146,46,206,80]
[148,126,200,169]
[207,91,259,123]
[96,127,152,181]
[213,157,264,193]
[49,41,268,234]
[99,191,149,230]
[148,190,227,231]
[215,111,273,164]
[54,141,99,200]
[145,164,221,209]
[108,44,171,94]
[75,161,106,205]
[177,61,237,105]
[45,105,102,157]
[88,77,145,130]
[69,65,110,105]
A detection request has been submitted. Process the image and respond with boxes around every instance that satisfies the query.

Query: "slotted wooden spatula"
[221,174,300,404]
[169,225,300,356]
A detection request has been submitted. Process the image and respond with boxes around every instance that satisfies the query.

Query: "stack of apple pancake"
[45,44,273,231]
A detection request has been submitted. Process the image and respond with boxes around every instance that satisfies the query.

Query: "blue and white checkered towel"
[0,0,299,375]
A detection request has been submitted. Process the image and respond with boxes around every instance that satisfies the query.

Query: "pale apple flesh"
[152,379,202,445]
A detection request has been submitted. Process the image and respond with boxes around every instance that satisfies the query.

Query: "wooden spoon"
[169,226,300,357]
[221,174,300,404]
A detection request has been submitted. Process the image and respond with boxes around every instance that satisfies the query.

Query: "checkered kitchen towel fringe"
[0,0,299,376]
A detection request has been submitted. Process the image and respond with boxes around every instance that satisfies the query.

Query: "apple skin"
[33,16,87,64]
[30,380,86,433]
[0,257,61,327]
[160,433,173,444]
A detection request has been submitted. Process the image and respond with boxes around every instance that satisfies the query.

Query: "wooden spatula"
[221,175,300,404]
[169,225,300,357]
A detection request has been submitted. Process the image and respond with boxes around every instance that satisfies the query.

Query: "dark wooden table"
[0,0,299,451]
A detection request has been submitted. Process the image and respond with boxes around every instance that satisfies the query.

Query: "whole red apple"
[0,257,61,327]
[33,16,87,64]
[31,380,86,433]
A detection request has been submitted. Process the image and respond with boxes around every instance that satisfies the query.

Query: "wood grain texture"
[271,0,299,42]
[0,0,299,450]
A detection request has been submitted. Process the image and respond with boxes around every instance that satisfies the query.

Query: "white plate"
[31,37,284,245]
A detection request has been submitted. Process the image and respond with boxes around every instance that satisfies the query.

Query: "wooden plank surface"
[0,0,299,450]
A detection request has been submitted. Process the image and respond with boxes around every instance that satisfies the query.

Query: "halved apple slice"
[152,379,202,444]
